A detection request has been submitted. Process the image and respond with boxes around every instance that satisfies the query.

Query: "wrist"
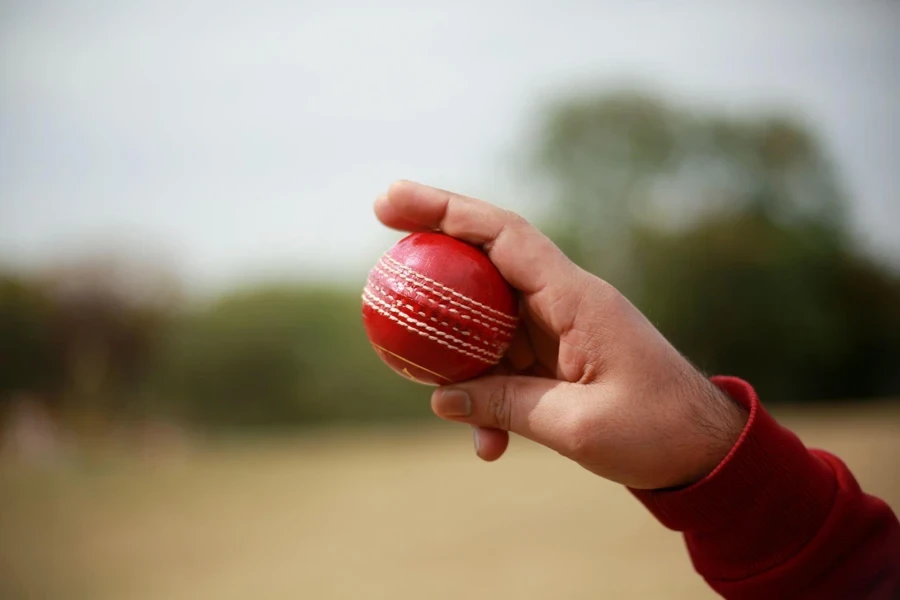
[629,377,839,585]
[666,376,748,489]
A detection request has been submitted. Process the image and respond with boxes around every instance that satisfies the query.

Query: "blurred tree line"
[0,263,429,438]
[2,90,899,442]
[533,91,900,402]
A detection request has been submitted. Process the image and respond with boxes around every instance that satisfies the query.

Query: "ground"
[1,403,899,600]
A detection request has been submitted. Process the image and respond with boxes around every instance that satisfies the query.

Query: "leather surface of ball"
[362,232,519,385]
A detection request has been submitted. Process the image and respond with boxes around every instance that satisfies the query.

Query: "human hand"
[374,181,747,490]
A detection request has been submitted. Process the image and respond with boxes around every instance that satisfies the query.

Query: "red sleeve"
[630,376,900,599]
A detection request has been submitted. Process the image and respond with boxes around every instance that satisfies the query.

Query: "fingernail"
[473,427,482,455]
[434,389,471,417]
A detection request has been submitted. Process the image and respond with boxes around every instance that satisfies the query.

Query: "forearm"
[631,377,900,599]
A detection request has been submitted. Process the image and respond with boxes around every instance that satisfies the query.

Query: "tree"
[153,284,430,430]
[0,254,182,438]
[532,91,847,295]
[0,274,59,403]
[529,90,900,402]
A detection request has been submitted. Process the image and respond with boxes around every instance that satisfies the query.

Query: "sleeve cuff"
[629,376,838,581]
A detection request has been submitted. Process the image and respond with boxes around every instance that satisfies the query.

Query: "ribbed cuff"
[630,376,837,581]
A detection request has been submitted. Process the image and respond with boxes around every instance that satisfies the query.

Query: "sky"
[1,0,898,293]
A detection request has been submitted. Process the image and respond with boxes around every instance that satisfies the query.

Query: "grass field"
[2,404,899,600]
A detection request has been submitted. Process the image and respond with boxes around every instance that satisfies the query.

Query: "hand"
[374,181,748,490]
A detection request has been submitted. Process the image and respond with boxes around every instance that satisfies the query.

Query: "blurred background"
[1,1,899,598]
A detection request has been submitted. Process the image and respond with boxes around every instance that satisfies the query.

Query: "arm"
[374,180,900,599]
[633,376,900,599]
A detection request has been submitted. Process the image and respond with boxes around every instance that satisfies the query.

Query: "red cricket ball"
[362,232,519,386]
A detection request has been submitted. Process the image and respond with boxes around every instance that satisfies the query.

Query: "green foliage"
[0,274,59,399]
[3,89,898,433]
[535,92,677,280]
[152,285,429,430]
[532,89,900,402]
[1,272,431,431]
[534,92,847,286]
[632,213,900,401]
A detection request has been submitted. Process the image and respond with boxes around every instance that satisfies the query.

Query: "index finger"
[374,180,583,300]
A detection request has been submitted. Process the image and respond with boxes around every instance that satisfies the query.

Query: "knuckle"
[486,210,529,253]
[504,210,530,229]
[589,276,622,308]
[486,383,514,431]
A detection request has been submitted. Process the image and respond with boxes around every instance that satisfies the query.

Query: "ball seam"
[367,281,511,349]
[381,254,517,323]
[374,260,517,330]
[361,295,498,365]
[363,287,506,361]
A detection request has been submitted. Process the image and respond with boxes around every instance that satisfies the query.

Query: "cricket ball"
[362,232,519,386]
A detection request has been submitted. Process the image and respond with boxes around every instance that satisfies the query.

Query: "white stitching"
[373,269,509,333]
[375,269,506,333]
[382,253,518,324]
[362,293,499,365]
[380,255,518,326]
[374,261,517,331]
[363,287,505,360]
[368,281,513,347]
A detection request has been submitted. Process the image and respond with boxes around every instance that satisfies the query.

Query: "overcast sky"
[1,0,897,292]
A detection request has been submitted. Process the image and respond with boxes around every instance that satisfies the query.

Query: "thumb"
[431,375,586,455]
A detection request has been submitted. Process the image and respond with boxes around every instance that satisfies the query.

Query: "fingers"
[473,427,509,461]
[504,324,536,372]
[373,194,428,233]
[375,181,582,298]
[431,375,588,455]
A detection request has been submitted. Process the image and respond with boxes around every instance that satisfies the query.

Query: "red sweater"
[631,376,900,599]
